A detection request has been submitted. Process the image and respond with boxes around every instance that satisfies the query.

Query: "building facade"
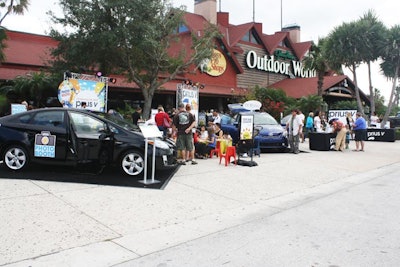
[0,0,369,114]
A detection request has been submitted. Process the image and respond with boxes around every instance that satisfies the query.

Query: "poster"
[240,114,254,140]
[176,83,199,123]
[58,78,106,112]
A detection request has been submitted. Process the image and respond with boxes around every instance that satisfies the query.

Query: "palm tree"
[324,21,364,113]
[13,72,56,108]
[0,0,30,25]
[357,10,387,115]
[0,0,30,63]
[302,40,328,96]
[379,25,400,127]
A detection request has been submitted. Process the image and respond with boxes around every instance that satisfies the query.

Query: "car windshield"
[253,113,278,125]
[96,112,140,132]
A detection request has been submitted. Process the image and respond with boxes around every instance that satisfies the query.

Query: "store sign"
[199,49,227,77]
[246,50,316,78]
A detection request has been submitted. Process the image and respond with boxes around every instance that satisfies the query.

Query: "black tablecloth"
[366,128,395,142]
[309,132,336,151]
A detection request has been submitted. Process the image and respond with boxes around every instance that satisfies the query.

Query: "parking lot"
[1,140,399,266]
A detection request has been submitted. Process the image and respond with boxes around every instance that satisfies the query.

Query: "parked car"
[221,111,288,151]
[0,108,176,176]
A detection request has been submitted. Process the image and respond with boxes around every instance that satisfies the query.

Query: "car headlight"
[148,139,170,149]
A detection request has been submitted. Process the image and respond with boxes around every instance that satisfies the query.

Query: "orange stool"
[219,146,237,166]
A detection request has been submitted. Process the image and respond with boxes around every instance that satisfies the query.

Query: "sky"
[2,0,399,103]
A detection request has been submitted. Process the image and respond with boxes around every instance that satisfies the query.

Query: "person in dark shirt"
[132,107,143,125]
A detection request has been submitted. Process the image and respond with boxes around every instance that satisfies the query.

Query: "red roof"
[271,75,349,98]
[3,30,57,67]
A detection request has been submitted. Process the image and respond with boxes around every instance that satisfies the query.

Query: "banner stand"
[138,125,163,185]
[236,113,257,167]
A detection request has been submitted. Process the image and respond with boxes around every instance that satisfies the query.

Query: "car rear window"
[31,111,65,128]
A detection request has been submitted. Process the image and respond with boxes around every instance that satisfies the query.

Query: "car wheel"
[3,145,29,171]
[119,149,145,176]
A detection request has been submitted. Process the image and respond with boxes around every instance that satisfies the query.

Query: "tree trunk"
[351,63,364,114]
[367,61,375,115]
[381,65,399,128]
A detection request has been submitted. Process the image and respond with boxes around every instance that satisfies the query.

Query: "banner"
[176,84,199,123]
[58,79,106,112]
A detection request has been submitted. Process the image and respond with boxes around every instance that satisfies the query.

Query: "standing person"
[185,104,197,162]
[352,112,367,152]
[172,103,197,165]
[330,118,346,151]
[286,109,303,154]
[297,110,305,142]
[132,106,143,125]
[346,112,354,139]
[305,111,314,140]
[154,105,171,138]
[370,111,380,127]
[314,111,323,133]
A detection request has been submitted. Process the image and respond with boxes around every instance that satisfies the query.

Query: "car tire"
[3,145,29,171]
[119,149,145,176]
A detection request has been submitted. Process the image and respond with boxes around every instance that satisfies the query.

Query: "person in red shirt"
[154,105,171,138]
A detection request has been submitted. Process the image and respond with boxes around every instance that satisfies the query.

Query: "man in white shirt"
[297,110,305,142]
[286,109,304,154]
[211,109,221,124]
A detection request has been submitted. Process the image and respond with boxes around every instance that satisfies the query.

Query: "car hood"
[255,124,284,135]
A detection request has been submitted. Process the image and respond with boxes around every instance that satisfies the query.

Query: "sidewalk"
[1,140,399,266]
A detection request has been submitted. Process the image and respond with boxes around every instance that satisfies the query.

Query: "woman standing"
[305,112,314,140]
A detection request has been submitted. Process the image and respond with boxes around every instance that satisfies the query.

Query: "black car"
[0,108,176,176]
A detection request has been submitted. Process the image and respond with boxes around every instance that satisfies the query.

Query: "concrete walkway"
[0,140,399,266]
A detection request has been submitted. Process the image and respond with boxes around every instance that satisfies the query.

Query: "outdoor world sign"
[246,50,316,78]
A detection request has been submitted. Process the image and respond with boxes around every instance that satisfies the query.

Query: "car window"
[31,111,65,128]
[254,113,278,125]
[17,113,32,124]
[69,111,107,134]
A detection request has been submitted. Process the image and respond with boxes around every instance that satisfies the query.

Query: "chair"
[209,140,221,158]
[219,146,237,166]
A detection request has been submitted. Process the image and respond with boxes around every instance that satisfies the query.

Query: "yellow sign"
[202,49,227,77]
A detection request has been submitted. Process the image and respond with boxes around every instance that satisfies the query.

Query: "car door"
[25,110,69,162]
[68,111,110,163]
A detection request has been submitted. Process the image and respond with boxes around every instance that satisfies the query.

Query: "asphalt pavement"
[1,140,399,266]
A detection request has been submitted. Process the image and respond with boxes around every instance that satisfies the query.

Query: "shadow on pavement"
[0,163,180,190]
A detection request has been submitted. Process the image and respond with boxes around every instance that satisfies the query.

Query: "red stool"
[209,140,221,158]
[219,146,237,166]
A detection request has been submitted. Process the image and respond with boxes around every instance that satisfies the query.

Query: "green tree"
[302,39,341,96]
[324,21,364,113]
[297,95,324,114]
[49,0,220,119]
[379,25,400,127]
[356,10,387,115]
[13,72,58,107]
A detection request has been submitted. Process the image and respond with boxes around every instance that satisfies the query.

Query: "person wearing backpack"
[330,118,346,151]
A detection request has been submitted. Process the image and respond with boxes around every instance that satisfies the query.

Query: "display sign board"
[11,104,27,114]
[34,131,56,158]
[240,114,254,140]
[176,83,199,123]
[328,110,356,125]
[58,78,106,112]
[139,125,163,138]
